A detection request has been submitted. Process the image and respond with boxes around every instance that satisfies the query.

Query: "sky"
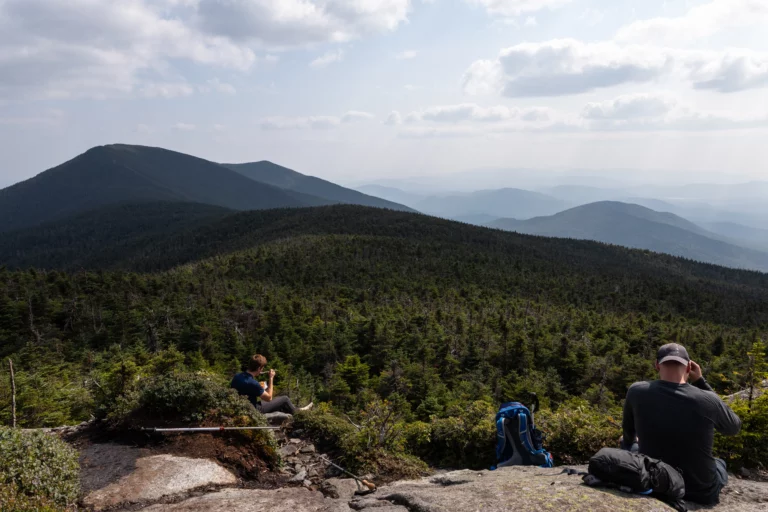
[1,0,768,188]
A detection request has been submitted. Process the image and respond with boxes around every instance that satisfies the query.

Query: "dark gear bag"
[585,448,687,512]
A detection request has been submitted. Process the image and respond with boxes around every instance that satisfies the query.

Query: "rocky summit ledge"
[351,466,768,512]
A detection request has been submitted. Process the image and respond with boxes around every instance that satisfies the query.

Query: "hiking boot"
[299,402,314,412]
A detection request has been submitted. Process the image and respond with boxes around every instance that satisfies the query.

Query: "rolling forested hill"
[225,161,414,212]
[490,201,768,272]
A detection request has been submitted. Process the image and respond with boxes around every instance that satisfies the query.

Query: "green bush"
[428,400,496,469]
[293,403,358,455]
[133,373,259,424]
[0,428,79,507]
[120,373,280,467]
[0,483,64,512]
[715,394,768,469]
[537,399,622,465]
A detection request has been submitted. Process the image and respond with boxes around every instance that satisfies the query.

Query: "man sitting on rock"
[621,343,741,505]
[231,354,313,414]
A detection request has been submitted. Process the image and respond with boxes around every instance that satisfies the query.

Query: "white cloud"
[174,122,196,131]
[140,83,195,98]
[342,111,375,122]
[463,39,768,96]
[524,16,537,27]
[310,49,344,68]
[385,111,403,125]
[466,0,572,17]
[687,51,768,93]
[463,40,672,97]
[260,111,373,130]
[213,124,226,131]
[396,50,418,60]
[582,94,676,120]
[616,0,768,45]
[404,103,553,123]
[196,0,412,46]
[202,78,237,95]
[579,8,605,27]
[0,0,255,100]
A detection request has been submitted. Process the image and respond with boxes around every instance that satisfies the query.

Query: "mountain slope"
[0,202,231,269]
[0,144,329,232]
[225,161,414,212]
[415,188,572,220]
[490,201,768,272]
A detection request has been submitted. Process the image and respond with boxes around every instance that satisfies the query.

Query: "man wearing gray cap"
[621,343,742,505]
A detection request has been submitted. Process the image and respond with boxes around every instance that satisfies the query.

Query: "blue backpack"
[491,401,554,469]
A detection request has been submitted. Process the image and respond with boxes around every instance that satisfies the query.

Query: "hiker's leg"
[685,459,728,505]
[259,396,296,414]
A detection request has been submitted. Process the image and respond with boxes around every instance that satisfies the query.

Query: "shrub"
[132,373,259,424]
[119,373,280,467]
[537,398,622,465]
[0,428,79,507]
[715,394,768,469]
[0,483,64,512]
[293,403,358,455]
[428,400,496,469]
[355,449,430,483]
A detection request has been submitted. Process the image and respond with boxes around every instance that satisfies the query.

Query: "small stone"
[288,469,307,483]
[280,444,300,457]
[308,468,319,478]
[303,479,312,487]
[300,444,316,454]
[289,438,302,444]
[738,467,752,478]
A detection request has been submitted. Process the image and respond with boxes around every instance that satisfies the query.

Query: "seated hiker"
[230,354,313,414]
[621,343,741,505]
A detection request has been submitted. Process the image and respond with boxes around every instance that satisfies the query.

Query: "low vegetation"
[0,428,79,509]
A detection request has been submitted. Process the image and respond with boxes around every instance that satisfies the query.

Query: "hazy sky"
[1,0,768,187]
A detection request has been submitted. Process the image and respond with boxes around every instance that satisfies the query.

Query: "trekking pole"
[141,426,281,433]
[318,455,376,491]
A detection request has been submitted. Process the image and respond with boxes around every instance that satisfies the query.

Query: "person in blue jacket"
[231,354,313,414]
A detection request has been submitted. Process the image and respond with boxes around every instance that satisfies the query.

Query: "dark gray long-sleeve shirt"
[622,378,741,500]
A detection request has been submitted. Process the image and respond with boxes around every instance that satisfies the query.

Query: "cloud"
[466,0,572,17]
[396,50,418,60]
[342,111,375,122]
[687,51,768,93]
[139,83,195,98]
[463,40,672,97]
[196,0,412,46]
[0,0,256,100]
[579,8,605,27]
[582,94,676,120]
[385,111,403,125]
[463,39,768,96]
[524,16,537,27]
[0,0,409,100]
[310,49,344,68]
[261,111,374,129]
[616,0,768,45]
[174,122,196,131]
[135,123,153,134]
[212,124,226,131]
[402,103,554,124]
[202,78,237,94]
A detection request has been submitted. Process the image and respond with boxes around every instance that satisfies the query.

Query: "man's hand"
[689,361,703,383]
[269,369,276,380]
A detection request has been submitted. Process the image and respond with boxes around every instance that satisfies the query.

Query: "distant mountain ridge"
[0,144,412,232]
[490,201,768,272]
[225,161,413,212]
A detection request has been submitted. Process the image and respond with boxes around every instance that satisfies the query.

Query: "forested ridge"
[0,204,766,471]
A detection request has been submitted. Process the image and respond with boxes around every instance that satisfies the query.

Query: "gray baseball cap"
[657,343,690,365]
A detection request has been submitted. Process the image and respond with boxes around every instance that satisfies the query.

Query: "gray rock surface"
[351,467,768,512]
[321,478,362,500]
[83,453,236,510]
[140,487,347,511]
